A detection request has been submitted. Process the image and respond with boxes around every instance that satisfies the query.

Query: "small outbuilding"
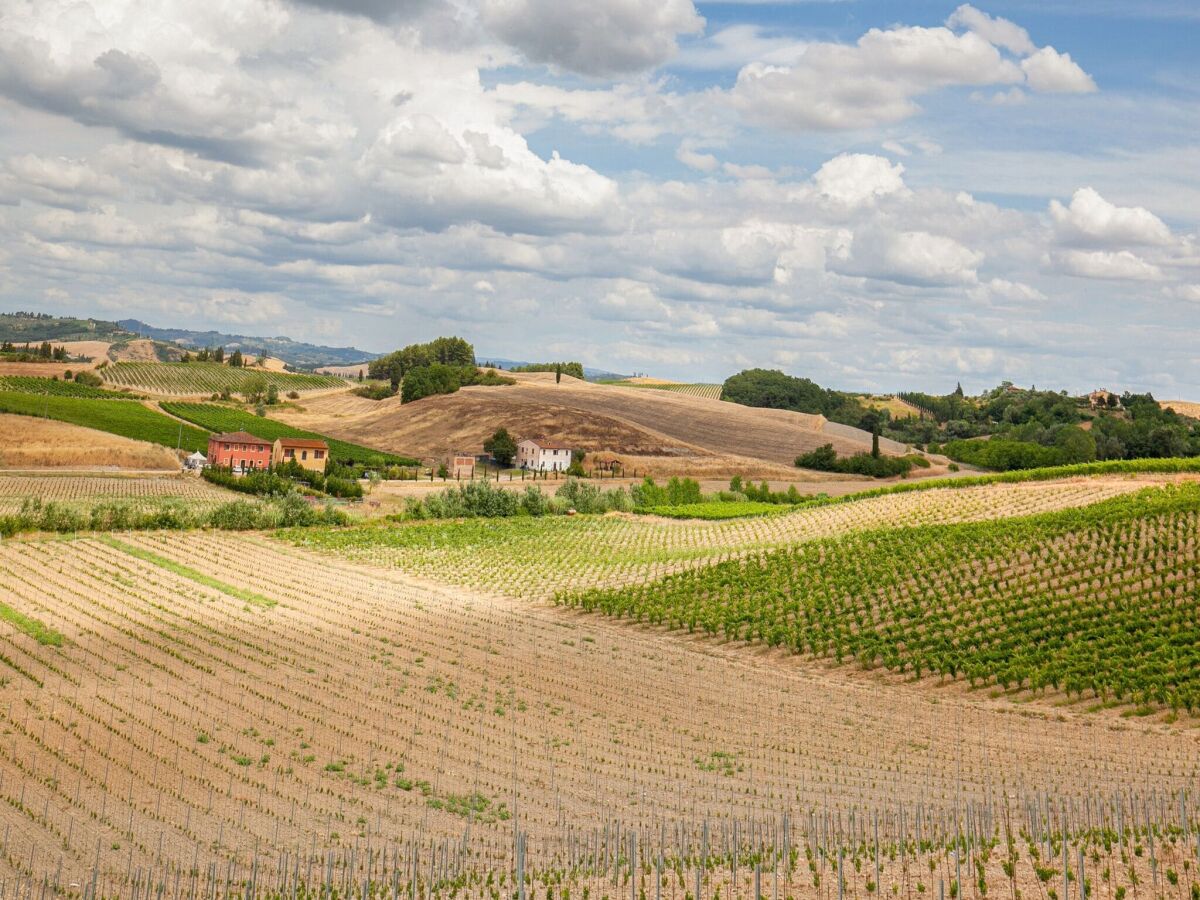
[448,452,475,478]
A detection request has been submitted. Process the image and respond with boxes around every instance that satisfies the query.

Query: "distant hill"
[0,312,130,344]
[118,320,375,369]
[476,356,630,382]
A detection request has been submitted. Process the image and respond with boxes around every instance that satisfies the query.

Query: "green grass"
[560,484,1200,713]
[0,376,125,398]
[160,403,418,467]
[0,392,209,451]
[98,535,276,607]
[101,362,345,395]
[0,602,64,646]
[641,501,784,520]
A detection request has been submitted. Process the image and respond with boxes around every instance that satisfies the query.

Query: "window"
[301,450,308,460]
[284,449,294,459]
[315,450,325,459]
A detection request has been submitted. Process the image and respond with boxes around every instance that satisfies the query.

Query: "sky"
[0,0,1197,395]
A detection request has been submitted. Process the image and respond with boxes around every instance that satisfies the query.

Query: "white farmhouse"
[516,438,573,472]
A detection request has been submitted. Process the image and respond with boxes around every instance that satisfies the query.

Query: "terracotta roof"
[275,437,329,449]
[211,431,272,445]
[524,438,572,450]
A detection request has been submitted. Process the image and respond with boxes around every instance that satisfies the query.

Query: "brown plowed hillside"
[275,372,905,467]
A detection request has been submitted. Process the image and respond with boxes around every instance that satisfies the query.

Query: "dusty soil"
[48,340,112,362]
[315,363,371,378]
[0,362,90,377]
[0,413,180,469]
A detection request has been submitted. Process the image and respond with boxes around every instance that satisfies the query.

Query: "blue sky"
[0,0,1197,395]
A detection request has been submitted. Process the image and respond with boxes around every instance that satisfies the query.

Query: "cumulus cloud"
[1050,187,1173,246]
[731,26,1022,131]
[833,228,983,286]
[1021,47,1097,93]
[1051,249,1164,281]
[946,5,1035,56]
[480,0,704,77]
[812,154,907,207]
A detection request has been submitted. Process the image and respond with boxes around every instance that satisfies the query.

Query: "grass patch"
[0,602,64,646]
[97,535,276,608]
[641,501,784,520]
[0,392,209,451]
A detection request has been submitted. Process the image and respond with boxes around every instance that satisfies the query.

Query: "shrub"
[795,443,913,478]
[519,485,551,516]
[353,383,397,400]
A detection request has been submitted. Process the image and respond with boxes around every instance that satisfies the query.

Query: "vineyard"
[622,382,725,400]
[160,402,420,466]
[563,483,1200,712]
[281,476,1157,599]
[0,392,209,452]
[0,376,125,398]
[101,362,346,395]
[0,474,237,515]
[0,527,1197,897]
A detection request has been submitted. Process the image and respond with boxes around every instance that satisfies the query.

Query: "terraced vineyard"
[281,476,1156,598]
[161,402,419,466]
[0,528,1197,897]
[101,362,345,395]
[0,392,209,451]
[0,474,236,515]
[565,483,1200,711]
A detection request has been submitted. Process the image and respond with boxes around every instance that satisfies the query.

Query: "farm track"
[282,475,1174,600]
[0,526,1198,893]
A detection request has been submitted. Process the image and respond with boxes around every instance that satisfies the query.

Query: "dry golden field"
[0,474,1198,898]
[0,414,181,470]
[273,372,907,473]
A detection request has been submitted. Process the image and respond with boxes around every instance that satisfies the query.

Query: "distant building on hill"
[1088,389,1121,409]
[516,438,573,472]
[273,437,328,473]
[207,432,271,472]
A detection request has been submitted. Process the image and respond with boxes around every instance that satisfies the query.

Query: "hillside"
[118,319,376,368]
[275,372,908,472]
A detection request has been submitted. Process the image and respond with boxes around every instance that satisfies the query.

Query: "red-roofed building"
[207,432,272,471]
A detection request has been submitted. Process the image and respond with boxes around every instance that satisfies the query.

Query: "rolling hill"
[274,371,908,472]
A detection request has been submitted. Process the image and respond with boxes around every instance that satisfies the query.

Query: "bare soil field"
[315,363,371,378]
[0,362,85,378]
[0,414,181,469]
[274,373,906,473]
[0,524,1195,896]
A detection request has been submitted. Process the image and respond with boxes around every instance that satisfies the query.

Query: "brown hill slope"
[276,372,906,469]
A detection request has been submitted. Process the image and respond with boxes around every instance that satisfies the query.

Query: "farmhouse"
[207,431,272,471]
[273,437,329,473]
[516,438,573,472]
[1089,388,1121,409]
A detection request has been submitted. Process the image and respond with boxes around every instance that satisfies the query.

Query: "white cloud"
[834,228,983,286]
[1050,187,1172,246]
[946,5,1036,56]
[1051,249,1164,281]
[731,25,1022,131]
[812,154,907,207]
[480,0,704,77]
[676,143,719,172]
[1021,47,1097,93]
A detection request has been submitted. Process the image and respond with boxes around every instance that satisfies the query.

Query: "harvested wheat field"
[1162,399,1200,420]
[275,372,907,472]
[0,414,181,470]
[0,514,1198,899]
